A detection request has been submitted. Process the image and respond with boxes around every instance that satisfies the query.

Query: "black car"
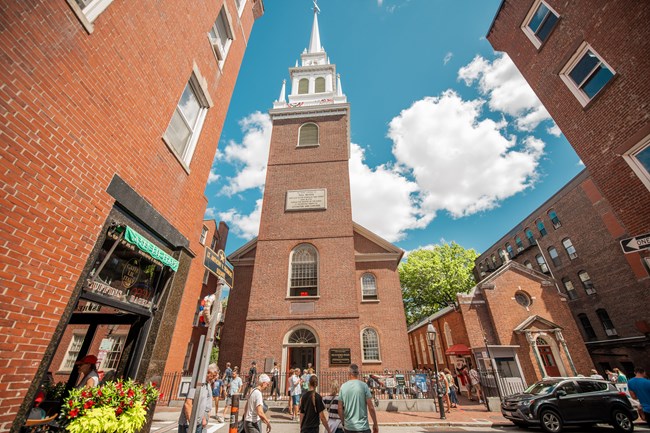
[501,377,638,433]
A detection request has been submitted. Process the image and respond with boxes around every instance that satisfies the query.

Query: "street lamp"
[427,321,446,420]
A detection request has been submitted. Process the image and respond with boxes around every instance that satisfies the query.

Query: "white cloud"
[218,199,263,240]
[443,52,453,65]
[389,90,545,218]
[219,112,272,196]
[207,170,220,184]
[377,0,383,6]
[204,207,216,219]
[458,53,557,132]
[349,143,431,242]
[546,123,562,137]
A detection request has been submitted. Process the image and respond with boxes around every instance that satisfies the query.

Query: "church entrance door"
[289,346,315,371]
[538,341,561,377]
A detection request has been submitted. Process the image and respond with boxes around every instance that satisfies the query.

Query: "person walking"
[179,364,218,433]
[223,362,233,388]
[222,368,243,421]
[212,370,224,422]
[443,368,458,408]
[339,364,379,433]
[323,381,343,433]
[628,367,650,425]
[437,371,451,413]
[613,367,629,393]
[290,368,303,421]
[301,369,311,397]
[243,374,272,433]
[269,362,280,401]
[243,361,258,397]
[468,364,483,404]
[299,375,332,433]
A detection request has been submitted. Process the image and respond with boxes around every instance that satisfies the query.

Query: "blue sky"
[205,0,583,256]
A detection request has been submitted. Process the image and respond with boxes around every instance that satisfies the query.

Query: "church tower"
[222,4,412,376]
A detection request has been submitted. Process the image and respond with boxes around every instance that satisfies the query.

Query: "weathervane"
[313,0,320,14]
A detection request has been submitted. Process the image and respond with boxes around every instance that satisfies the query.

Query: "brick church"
[220,6,412,377]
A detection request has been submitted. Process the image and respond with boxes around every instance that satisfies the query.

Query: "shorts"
[226,396,233,405]
[292,394,300,405]
[213,388,221,398]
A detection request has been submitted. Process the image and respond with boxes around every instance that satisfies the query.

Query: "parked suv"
[501,377,638,433]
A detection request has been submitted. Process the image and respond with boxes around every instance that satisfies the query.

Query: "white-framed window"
[622,132,650,192]
[66,0,114,32]
[209,6,235,69]
[99,335,126,370]
[315,77,326,93]
[60,334,85,371]
[521,0,560,49]
[361,273,378,301]
[548,210,561,229]
[579,270,596,295]
[562,278,577,300]
[234,0,247,17]
[200,226,209,245]
[298,78,309,95]
[562,238,578,259]
[298,123,319,147]
[361,328,381,362]
[163,73,210,167]
[288,244,318,297]
[548,246,561,266]
[536,254,549,273]
[559,42,615,107]
[444,322,453,348]
[419,334,429,365]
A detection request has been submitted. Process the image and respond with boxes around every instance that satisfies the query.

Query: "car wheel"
[612,408,634,433]
[540,409,563,433]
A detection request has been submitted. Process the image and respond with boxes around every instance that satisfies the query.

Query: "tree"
[399,242,478,326]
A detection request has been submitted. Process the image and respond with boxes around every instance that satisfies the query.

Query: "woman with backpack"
[299,375,332,433]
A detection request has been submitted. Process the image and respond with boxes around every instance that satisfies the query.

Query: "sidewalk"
[153,394,510,430]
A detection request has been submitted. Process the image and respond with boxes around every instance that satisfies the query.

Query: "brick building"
[0,0,263,429]
[220,7,412,380]
[408,262,593,398]
[474,170,650,375]
[487,1,649,286]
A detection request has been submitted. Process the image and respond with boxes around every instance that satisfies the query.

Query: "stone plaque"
[290,302,315,314]
[285,189,327,211]
[329,348,351,365]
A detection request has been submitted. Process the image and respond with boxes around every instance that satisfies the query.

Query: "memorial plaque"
[285,189,327,211]
[290,302,315,314]
[329,348,351,366]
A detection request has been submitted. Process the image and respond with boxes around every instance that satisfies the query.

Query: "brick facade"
[474,170,650,375]
[0,0,262,429]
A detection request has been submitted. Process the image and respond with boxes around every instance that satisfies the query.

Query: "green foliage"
[399,242,478,326]
[60,379,160,433]
[210,346,219,364]
[43,381,67,400]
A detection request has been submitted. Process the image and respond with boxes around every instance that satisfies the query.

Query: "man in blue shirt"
[628,367,650,425]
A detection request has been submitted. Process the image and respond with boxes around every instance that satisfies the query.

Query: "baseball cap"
[75,355,98,365]
[258,373,271,384]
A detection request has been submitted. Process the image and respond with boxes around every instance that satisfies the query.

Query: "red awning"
[445,344,471,356]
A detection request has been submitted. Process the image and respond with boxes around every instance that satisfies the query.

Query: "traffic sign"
[620,233,650,254]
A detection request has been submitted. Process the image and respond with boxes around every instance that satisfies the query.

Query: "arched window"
[578,271,595,294]
[562,238,577,259]
[505,243,514,258]
[288,328,317,344]
[444,322,453,348]
[361,273,378,301]
[298,123,319,146]
[562,278,577,300]
[419,334,429,365]
[289,244,318,297]
[490,254,498,268]
[578,314,597,340]
[548,246,561,266]
[536,254,549,273]
[362,328,380,361]
[536,219,547,237]
[315,77,326,93]
[498,249,506,263]
[548,210,561,229]
[525,228,535,246]
[298,78,309,94]
[596,309,617,336]
[515,236,524,251]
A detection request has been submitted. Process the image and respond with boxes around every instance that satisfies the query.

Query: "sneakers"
[479,399,484,404]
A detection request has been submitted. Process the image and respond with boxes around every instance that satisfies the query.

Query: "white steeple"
[308,1,322,53]
[336,74,343,97]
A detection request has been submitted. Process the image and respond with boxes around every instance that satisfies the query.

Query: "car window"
[578,380,607,393]
[558,381,579,395]
[525,381,560,395]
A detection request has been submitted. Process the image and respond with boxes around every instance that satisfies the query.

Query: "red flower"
[84,400,95,409]
[97,389,103,397]
[159,392,164,399]
[127,389,135,398]
[69,408,79,418]
[115,407,123,416]
[152,382,158,388]
[120,391,125,397]
[68,400,74,406]
[81,391,91,398]
[116,382,123,390]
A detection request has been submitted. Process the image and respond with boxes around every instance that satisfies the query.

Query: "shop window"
[622,132,650,192]
[289,244,318,297]
[362,328,381,362]
[506,243,514,258]
[522,0,560,49]
[200,226,208,245]
[536,254,549,273]
[315,77,326,93]
[562,238,578,259]
[578,270,595,295]
[515,236,524,252]
[298,78,309,94]
[525,228,536,246]
[298,123,319,146]
[361,273,378,301]
[536,219,547,237]
[163,72,210,167]
[596,309,617,336]
[562,278,577,300]
[548,210,561,229]
[209,6,235,69]
[60,334,85,372]
[98,335,126,371]
[560,42,615,107]
[547,246,561,266]
[578,313,597,340]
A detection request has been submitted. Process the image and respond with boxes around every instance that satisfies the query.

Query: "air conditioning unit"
[605,328,618,336]
[517,247,524,253]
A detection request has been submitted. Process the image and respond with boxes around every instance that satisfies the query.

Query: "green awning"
[116,226,179,272]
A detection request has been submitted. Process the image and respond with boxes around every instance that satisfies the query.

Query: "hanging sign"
[204,248,234,287]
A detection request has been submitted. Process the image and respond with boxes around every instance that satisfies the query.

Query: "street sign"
[204,248,234,287]
[620,233,650,254]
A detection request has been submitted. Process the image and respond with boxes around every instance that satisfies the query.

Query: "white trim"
[297,122,320,147]
[66,0,113,32]
[208,5,235,71]
[622,132,650,192]
[287,243,319,298]
[559,42,616,107]
[235,0,247,17]
[361,272,378,301]
[520,0,560,49]
[361,327,381,363]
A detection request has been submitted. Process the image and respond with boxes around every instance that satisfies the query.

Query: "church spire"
[308,1,322,53]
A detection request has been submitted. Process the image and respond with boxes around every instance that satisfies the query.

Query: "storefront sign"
[329,348,351,365]
[285,189,327,211]
[204,248,234,287]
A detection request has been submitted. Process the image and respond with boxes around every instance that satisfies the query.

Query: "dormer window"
[298,78,309,94]
[315,77,326,93]
[298,123,319,147]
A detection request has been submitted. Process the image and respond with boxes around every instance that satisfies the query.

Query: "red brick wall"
[487,0,650,237]
[0,0,258,427]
